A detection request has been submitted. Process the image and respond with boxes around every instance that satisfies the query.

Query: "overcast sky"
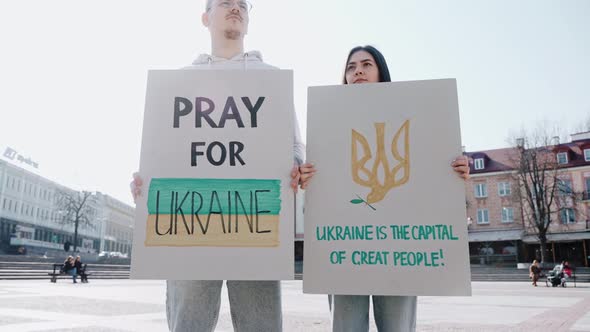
[1,0,588,205]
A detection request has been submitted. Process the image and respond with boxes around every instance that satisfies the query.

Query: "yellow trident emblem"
[351,121,410,209]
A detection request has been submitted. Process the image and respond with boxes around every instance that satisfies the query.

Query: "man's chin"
[224,29,243,40]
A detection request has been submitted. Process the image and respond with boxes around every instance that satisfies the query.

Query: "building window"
[2,199,6,210]
[560,208,575,224]
[474,183,488,198]
[556,152,568,165]
[498,182,511,196]
[585,178,590,199]
[501,207,514,223]
[585,149,590,162]
[557,179,573,196]
[477,209,489,224]
[474,158,485,170]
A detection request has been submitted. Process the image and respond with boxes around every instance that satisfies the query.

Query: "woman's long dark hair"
[343,45,391,84]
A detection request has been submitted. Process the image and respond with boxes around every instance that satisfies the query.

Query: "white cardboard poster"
[303,79,471,296]
[131,70,295,280]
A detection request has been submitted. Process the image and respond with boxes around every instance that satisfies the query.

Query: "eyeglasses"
[208,0,253,13]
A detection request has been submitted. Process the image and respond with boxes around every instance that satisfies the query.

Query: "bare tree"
[55,190,94,252]
[509,129,581,263]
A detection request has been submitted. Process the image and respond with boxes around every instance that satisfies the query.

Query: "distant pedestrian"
[63,256,77,284]
[529,260,541,286]
[561,261,572,286]
[74,255,87,283]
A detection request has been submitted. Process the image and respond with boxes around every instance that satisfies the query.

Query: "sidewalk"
[0,280,588,331]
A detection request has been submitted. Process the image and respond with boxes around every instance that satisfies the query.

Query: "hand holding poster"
[303,79,471,296]
[131,70,295,280]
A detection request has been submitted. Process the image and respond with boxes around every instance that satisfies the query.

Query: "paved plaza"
[0,280,588,331]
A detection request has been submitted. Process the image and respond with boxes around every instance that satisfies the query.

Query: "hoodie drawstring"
[244,52,249,70]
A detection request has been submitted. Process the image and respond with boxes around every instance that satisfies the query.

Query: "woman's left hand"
[299,163,316,190]
[451,155,470,180]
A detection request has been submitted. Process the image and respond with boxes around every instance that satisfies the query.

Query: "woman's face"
[345,50,380,84]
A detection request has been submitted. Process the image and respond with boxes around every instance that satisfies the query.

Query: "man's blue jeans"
[166,280,282,332]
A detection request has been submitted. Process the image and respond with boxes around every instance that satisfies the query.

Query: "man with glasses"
[159,0,306,331]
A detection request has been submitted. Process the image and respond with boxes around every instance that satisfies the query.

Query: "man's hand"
[130,172,143,203]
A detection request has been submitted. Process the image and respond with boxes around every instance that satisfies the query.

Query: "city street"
[0,280,588,331]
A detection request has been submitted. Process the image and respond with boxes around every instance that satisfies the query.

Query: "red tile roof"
[464,138,590,174]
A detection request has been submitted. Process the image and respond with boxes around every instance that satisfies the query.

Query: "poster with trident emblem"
[303,79,471,296]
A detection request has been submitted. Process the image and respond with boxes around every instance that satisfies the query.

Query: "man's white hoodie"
[184,51,305,165]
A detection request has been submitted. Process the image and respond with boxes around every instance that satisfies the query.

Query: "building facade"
[465,132,590,267]
[95,192,135,256]
[0,156,134,257]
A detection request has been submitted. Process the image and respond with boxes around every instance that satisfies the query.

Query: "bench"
[48,263,91,283]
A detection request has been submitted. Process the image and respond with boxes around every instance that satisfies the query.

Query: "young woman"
[306,45,470,332]
[63,256,77,284]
